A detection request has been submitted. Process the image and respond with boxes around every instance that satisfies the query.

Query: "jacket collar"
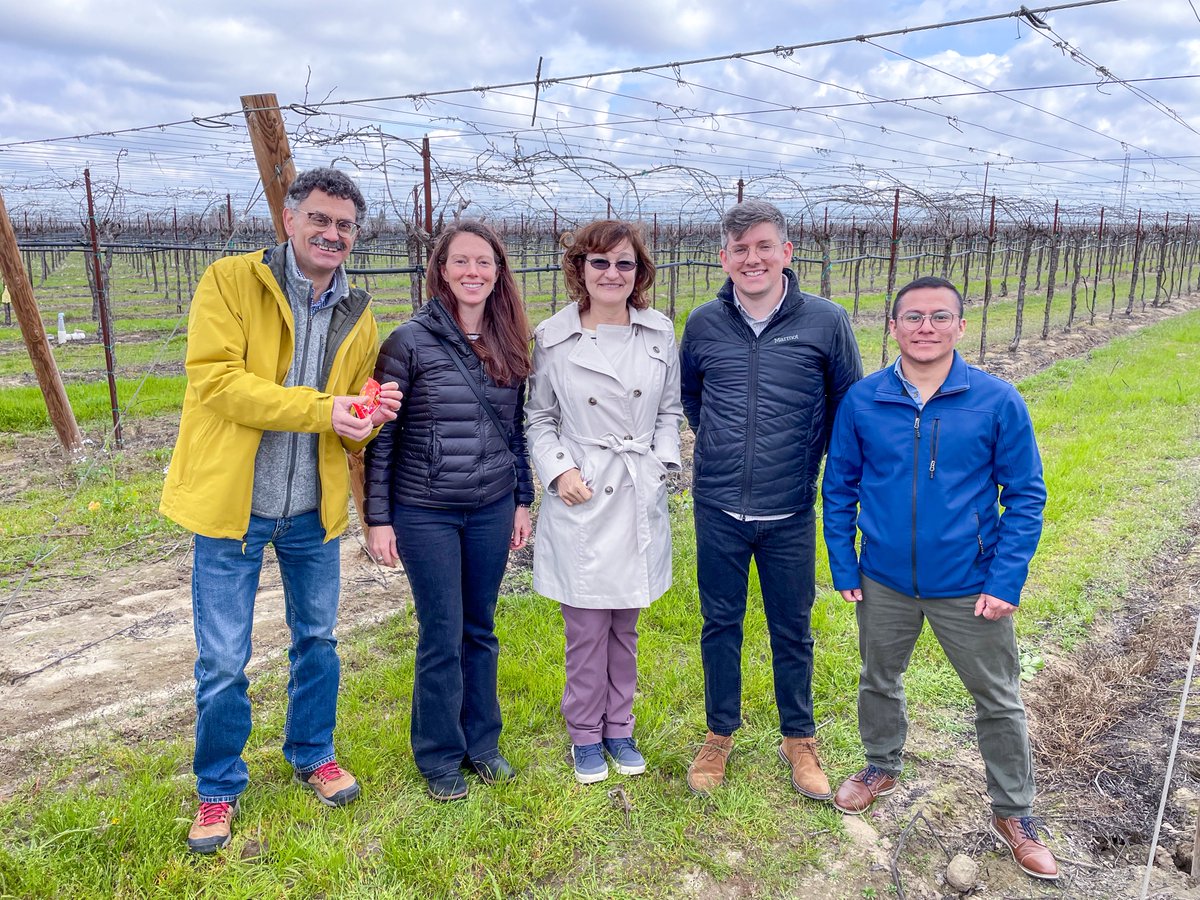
[539,301,673,349]
[876,350,971,402]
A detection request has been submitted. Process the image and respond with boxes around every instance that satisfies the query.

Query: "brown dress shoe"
[687,732,733,794]
[990,815,1059,880]
[778,737,832,800]
[833,764,897,814]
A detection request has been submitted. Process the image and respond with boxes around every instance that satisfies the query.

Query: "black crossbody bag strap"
[413,319,511,442]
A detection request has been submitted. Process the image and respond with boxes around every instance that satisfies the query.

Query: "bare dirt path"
[2,293,1199,896]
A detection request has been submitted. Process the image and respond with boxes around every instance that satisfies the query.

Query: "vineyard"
[4,0,1200,896]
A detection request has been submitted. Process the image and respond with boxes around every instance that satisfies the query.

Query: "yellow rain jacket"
[160,246,379,540]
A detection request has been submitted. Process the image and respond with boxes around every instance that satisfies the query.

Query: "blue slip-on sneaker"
[572,743,609,785]
[603,737,646,776]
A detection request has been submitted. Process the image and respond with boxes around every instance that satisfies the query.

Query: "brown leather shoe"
[778,737,832,800]
[687,732,733,794]
[990,815,1059,880]
[187,799,238,854]
[833,764,897,814]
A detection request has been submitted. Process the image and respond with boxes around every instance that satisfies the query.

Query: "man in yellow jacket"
[160,167,401,854]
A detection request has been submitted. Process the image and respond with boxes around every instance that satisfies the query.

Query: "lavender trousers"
[560,604,641,745]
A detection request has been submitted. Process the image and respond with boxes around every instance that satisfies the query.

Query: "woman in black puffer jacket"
[365,221,533,802]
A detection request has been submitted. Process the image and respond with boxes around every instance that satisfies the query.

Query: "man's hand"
[511,506,532,550]
[975,592,1017,620]
[370,382,403,427]
[553,468,594,506]
[839,588,863,603]
[366,524,399,567]
[332,396,374,441]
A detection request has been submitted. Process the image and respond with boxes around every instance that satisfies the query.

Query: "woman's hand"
[553,468,594,506]
[511,506,532,549]
[366,524,400,567]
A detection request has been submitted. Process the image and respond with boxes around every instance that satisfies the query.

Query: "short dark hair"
[720,199,788,246]
[892,276,964,318]
[560,220,656,312]
[285,167,367,222]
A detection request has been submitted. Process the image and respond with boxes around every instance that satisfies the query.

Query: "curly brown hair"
[426,221,532,385]
[560,220,656,313]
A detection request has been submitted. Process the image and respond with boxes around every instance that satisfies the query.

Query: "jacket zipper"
[911,413,921,598]
[740,337,760,517]
[929,418,940,479]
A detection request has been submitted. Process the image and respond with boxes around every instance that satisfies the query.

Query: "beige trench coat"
[527,303,683,608]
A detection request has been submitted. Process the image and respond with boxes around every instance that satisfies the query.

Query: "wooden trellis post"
[0,188,82,452]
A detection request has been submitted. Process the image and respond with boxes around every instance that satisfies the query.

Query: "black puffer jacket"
[364,297,534,522]
[680,268,863,516]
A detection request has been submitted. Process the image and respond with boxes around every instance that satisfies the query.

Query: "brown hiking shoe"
[686,732,733,794]
[187,799,238,854]
[833,764,897,814]
[990,815,1059,880]
[295,760,361,807]
[778,737,832,800]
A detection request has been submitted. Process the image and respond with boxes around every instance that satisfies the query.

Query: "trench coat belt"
[565,429,657,553]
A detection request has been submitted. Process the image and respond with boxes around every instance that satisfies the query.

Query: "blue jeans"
[192,511,341,803]
[693,502,817,737]
[394,495,514,778]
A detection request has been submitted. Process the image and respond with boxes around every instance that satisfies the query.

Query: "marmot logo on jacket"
[773,334,800,344]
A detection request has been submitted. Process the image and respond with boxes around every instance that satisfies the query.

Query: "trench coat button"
[604,486,614,495]
[588,397,598,405]
[652,346,660,353]
[555,451,564,459]
[633,389,642,397]
[659,473,667,482]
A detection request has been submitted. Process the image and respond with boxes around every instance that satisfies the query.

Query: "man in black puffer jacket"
[680,199,862,800]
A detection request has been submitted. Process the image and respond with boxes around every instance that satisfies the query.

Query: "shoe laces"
[861,764,890,785]
[310,760,346,783]
[195,801,233,827]
[1016,816,1050,842]
[576,743,604,764]
[697,739,729,762]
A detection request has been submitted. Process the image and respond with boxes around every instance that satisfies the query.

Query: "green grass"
[0,375,185,432]
[0,306,1197,896]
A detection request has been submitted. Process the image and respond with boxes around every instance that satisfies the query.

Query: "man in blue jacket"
[680,200,862,799]
[822,275,1058,880]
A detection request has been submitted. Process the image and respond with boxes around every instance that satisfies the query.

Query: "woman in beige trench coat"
[527,220,683,784]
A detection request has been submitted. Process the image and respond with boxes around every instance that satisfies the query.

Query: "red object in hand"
[350,377,382,419]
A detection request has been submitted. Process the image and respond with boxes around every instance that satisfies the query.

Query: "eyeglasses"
[302,210,360,238]
[895,311,959,331]
[586,258,637,272]
[725,241,782,261]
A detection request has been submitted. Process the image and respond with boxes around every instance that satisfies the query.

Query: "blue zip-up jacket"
[680,269,862,516]
[821,351,1045,605]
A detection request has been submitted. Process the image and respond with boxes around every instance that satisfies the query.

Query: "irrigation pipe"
[1139,577,1200,899]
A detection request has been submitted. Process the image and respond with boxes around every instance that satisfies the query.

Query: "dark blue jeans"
[394,495,514,778]
[694,502,817,737]
[192,511,341,803]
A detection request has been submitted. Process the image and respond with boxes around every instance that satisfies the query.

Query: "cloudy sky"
[3,0,1199,225]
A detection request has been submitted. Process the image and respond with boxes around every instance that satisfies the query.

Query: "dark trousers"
[393,495,514,778]
[857,574,1035,817]
[693,502,817,737]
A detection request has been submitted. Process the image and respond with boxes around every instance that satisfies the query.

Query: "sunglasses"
[586,258,637,272]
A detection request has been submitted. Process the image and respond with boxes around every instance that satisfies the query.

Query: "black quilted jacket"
[364,297,534,522]
[679,268,863,516]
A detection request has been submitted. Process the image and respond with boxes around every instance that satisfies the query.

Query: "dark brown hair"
[560,220,656,313]
[426,221,532,385]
